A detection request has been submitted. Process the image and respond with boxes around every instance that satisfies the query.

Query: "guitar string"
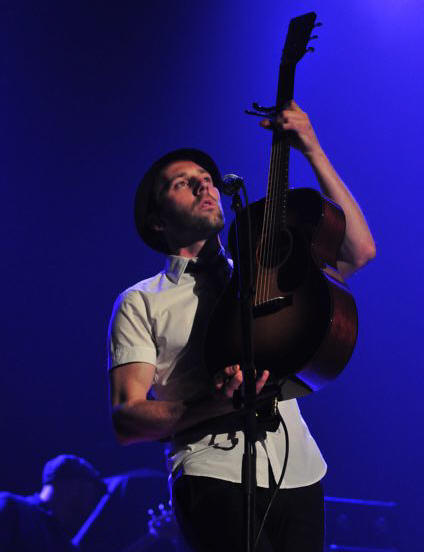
[254,170,263,306]
[265,134,279,300]
[255,150,269,306]
[268,131,283,302]
[271,135,283,299]
[262,136,277,304]
[272,132,289,302]
[265,139,275,303]
[282,136,290,280]
[256,134,274,306]
[270,90,285,300]
[257,117,287,305]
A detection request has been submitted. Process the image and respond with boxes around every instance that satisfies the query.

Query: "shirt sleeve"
[108,290,157,369]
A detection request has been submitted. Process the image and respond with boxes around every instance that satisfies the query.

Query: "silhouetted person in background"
[0,454,106,552]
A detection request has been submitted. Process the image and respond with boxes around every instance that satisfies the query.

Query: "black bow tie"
[185,260,205,274]
[185,252,232,289]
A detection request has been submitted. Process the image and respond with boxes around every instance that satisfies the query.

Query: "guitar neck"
[263,12,317,242]
[265,62,295,238]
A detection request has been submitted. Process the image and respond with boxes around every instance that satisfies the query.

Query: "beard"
[162,198,225,248]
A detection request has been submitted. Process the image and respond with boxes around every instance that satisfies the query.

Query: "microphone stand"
[229,182,258,552]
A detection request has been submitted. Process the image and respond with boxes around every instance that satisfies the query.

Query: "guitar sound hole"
[257,228,293,268]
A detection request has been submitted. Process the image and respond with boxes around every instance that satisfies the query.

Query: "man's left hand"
[260,100,321,157]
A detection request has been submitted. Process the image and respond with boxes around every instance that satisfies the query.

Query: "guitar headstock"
[282,12,320,66]
[245,12,321,117]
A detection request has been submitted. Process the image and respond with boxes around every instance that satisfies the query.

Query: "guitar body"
[204,188,358,396]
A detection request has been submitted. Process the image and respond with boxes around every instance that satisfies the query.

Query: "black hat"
[42,454,106,493]
[134,148,222,253]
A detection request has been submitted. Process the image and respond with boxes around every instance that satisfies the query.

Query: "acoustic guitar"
[204,12,358,399]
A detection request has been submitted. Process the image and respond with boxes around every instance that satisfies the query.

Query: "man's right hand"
[110,361,271,443]
[213,365,270,399]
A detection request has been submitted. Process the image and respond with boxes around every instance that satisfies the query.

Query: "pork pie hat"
[42,454,107,493]
[134,148,223,254]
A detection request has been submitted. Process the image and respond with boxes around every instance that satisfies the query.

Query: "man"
[0,454,107,552]
[108,101,376,551]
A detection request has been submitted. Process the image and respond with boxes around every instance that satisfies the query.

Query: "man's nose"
[192,178,210,196]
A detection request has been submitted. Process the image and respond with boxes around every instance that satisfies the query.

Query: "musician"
[108,101,376,552]
[0,454,107,552]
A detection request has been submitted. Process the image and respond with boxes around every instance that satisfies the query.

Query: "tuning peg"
[314,22,323,28]
[252,102,277,113]
[306,47,315,53]
[309,35,319,40]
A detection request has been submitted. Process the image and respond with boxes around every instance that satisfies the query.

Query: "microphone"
[221,173,244,196]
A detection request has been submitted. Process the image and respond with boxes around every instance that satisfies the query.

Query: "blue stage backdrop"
[2,1,424,550]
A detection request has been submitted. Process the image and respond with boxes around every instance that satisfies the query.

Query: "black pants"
[173,473,324,552]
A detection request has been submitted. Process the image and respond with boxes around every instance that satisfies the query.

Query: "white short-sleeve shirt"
[108,255,327,489]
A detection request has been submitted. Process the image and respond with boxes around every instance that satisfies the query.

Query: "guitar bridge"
[253,296,293,318]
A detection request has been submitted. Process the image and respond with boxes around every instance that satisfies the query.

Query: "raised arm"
[260,101,376,279]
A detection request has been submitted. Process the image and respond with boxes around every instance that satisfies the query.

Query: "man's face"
[155,160,225,247]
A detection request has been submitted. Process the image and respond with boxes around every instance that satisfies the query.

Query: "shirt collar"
[164,237,228,284]
[164,242,228,284]
[164,255,193,284]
